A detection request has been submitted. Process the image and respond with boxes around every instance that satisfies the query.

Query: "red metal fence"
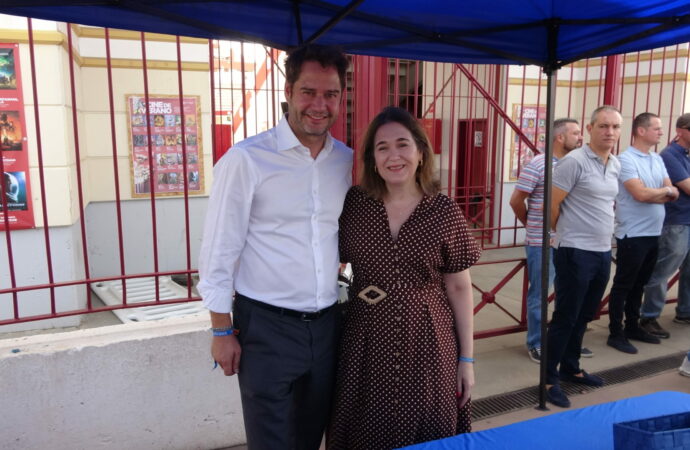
[0,18,687,335]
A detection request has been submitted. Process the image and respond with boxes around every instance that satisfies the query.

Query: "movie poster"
[0,43,34,230]
[126,95,203,198]
[509,104,546,181]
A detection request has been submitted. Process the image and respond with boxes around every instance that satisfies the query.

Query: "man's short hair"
[284,44,349,91]
[676,113,690,130]
[590,105,621,124]
[553,118,578,140]
[632,112,659,136]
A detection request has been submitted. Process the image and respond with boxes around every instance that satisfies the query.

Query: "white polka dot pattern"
[328,186,481,450]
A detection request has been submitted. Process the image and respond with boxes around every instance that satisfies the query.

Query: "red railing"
[0,20,687,335]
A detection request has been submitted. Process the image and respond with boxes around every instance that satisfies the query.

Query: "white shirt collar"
[275,114,334,155]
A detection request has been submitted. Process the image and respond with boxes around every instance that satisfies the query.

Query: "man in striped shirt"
[510,118,582,363]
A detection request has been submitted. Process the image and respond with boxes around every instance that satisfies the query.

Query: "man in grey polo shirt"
[544,106,622,408]
[607,113,678,354]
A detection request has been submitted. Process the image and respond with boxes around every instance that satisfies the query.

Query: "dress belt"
[235,293,336,321]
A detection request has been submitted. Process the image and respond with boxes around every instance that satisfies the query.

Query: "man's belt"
[235,293,336,321]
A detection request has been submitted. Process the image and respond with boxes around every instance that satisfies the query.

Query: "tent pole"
[538,67,557,410]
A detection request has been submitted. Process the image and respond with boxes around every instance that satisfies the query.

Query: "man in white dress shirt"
[198,44,352,450]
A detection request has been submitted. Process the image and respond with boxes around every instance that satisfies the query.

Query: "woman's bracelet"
[211,326,239,336]
[458,356,475,363]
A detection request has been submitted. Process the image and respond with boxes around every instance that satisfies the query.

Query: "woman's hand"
[457,360,475,407]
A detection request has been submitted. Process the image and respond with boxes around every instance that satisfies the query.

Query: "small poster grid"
[127,95,204,198]
[509,104,546,181]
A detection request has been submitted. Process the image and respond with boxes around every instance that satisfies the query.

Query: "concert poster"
[126,95,204,198]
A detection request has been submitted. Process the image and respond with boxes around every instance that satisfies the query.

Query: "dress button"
[394,352,401,357]
[395,268,400,274]
[393,244,398,249]
[395,316,401,321]
[395,364,400,369]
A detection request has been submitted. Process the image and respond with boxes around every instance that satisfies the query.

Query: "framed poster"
[126,95,204,198]
[0,43,34,230]
[509,104,546,181]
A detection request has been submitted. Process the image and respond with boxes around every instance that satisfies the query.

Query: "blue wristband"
[458,356,475,363]
[211,327,238,336]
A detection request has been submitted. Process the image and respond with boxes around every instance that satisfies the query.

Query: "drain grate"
[472,351,685,421]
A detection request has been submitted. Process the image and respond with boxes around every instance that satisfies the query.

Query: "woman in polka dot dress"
[328,107,481,450]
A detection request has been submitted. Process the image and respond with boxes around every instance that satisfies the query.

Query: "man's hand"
[666,185,680,201]
[211,334,242,376]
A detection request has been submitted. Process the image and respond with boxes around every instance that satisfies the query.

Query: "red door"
[456,119,488,229]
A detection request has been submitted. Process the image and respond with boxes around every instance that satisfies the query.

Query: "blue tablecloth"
[401,391,690,450]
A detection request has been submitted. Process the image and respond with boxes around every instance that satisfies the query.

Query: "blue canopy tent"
[1,1,690,68]
[2,0,690,409]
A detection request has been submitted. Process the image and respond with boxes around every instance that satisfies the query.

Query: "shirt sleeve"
[552,154,582,193]
[515,157,541,194]
[197,147,258,313]
[338,187,358,264]
[439,199,482,273]
[661,150,688,184]
[618,153,639,183]
[659,157,670,180]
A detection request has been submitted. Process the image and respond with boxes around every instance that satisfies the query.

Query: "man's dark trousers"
[546,247,611,385]
[234,294,341,450]
[608,236,659,336]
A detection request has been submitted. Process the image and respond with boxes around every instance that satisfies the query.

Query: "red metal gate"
[0,18,687,336]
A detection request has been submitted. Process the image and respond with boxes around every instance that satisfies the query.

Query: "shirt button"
[395,268,400,274]
[393,244,398,249]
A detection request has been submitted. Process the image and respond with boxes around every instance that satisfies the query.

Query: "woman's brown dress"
[328,186,482,450]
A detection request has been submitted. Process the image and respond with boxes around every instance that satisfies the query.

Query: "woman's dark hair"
[359,106,440,200]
